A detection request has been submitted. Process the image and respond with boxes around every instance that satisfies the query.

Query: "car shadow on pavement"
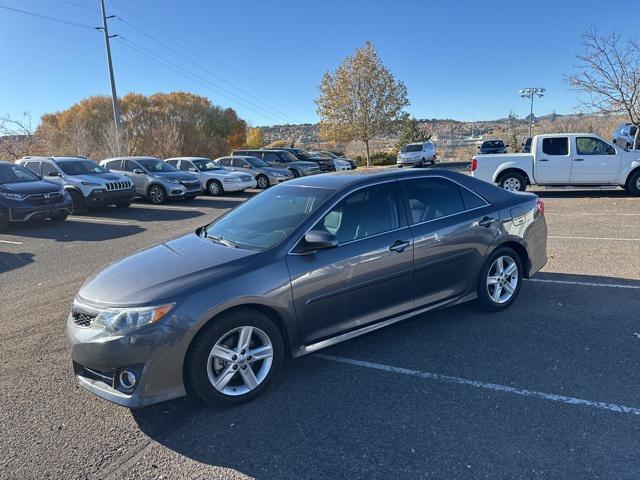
[534,188,632,199]
[78,206,205,223]
[0,251,35,274]
[2,219,145,242]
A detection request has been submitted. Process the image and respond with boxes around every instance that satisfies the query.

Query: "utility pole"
[98,0,122,155]
[519,87,545,139]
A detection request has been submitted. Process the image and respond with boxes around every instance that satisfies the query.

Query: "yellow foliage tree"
[245,128,264,148]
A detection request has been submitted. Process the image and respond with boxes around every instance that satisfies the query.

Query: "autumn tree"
[0,113,38,159]
[567,27,640,146]
[316,41,409,166]
[395,116,430,152]
[245,127,264,148]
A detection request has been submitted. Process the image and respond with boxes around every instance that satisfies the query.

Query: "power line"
[109,0,308,121]
[62,0,99,13]
[117,37,283,125]
[0,3,96,30]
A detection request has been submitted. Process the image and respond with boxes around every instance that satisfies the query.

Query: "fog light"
[118,370,137,391]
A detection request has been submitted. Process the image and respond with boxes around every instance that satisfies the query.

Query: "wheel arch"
[492,240,531,278]
[495,168,531,186]
[625,165,640,187]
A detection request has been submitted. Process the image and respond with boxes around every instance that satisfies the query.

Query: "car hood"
[288,161,319,168]
[260,167,291,176]
[77,233,258,306]
[152,171,197,181]
[72,173,126,184]
[0,180,60,195]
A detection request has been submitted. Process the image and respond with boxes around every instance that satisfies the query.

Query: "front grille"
[73,312,96,327]
[181,181,200,189]
[24,192,63,206]
[105,181,130,191]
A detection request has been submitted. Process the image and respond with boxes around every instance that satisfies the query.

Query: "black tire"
[498,171,527,192]
[114,201,132,209]
[147,184,166,204]
[184,308,284,407]
[256,174,270,189]
[0,209,9,231]
[207,180,223,196]
[50,213,68,223]
[290,169,300,178]
[626,170,640,196]
[68,190,87,214]
[475,246,523,312]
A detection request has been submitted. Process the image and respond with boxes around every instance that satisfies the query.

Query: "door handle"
[478,216,496,228]
[538,158,549,162]
[573,158,584,162]
[389,240,410,253]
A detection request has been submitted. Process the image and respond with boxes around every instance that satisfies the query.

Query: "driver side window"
[315,184,400,245]
[41,162,58,176]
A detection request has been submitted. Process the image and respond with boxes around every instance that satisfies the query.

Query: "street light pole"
[98,0,122,155]
[520,87,545,139]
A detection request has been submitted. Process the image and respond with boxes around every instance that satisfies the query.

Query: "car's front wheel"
[207,180,223,196]
[185,308,284,406]
[69,190,87,214]
[476,247,523,311]
[0,209,9,231]
[626,169,640,196]
[50,213,68,223]
[256,175,269,189]
[147,185,166,204]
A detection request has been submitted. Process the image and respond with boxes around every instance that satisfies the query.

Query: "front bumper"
[268,174,292,184]
[164,183,203,198]
[87,188,135,206]
[396,157,422,166]
[222,179,257,192]
[299,168,322,176]
[66,310,192,408]
[8,200,73,222]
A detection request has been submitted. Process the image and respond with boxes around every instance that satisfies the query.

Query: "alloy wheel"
[208,181,221,196]
[149,186,165,204]
[486,255,518,304]
[207,326,274,396]
[256,176,269,189]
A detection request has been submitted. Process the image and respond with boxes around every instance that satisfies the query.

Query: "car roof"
[21,156,89,162]
[102,156,160,162]
[165,157,211,161]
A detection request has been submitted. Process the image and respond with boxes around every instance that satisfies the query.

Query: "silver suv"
[613,123,638,150]
[101,157,202,204]
[18,156,134,213]
[396,142,437,167]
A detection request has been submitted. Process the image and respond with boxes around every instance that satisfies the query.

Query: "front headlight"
[165,178,181,184]
[271,172,284,177]
[0,191,26,200]
[81,181,100,187]
[223,177,238,183]
[92,303,175,335]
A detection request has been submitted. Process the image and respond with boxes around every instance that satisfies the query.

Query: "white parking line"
[526,278,640,289]
[132,204,199,211]
[549,235,640,242]
[70,217,130,225]
[0,239,23,245]
[546,213,640,216]
[317,354,640,416]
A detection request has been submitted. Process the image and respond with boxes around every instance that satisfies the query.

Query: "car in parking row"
[214,156,292,189]
[232,149,321,177]
[19,156,135,213]
[165,157,256,195]
[309,150,357,170]
[0,161,72,230]
[397,141,438,167]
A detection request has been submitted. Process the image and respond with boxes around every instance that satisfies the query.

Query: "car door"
[400,177,497,308]
[570,136,620,183]
[232,158,252,174]
[263,152,286,169]
[123,160,146,194]
[286,182,414,345]
[41,162,64,187]
[534,136,572,183]
[23,161,42,176]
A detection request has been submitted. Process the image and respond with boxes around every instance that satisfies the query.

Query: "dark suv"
[232,150,321,177]
[0,161,72,230]
[478,140,508,154]
[265,147,335,172]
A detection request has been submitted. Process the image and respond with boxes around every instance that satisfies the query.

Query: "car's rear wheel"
[476,247,523,311]
[207,180,222,196]
[256,175,269,189]
[69,190,87,214]
[290,169,300,178]
[147,185,166,204]
[626,170,640,196]
[498,172,527,192]
[185,308,284,406]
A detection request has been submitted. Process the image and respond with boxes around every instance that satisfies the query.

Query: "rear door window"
[41,162,58,176]
[576,137,615,155]
[24,161,41,175]
[542,137,569,156]
[401,178,466,224]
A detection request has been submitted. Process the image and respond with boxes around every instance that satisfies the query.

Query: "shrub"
[354,152,396,166]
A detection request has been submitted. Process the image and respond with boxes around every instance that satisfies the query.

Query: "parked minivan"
[396,142,437,167]
[101,157,202,204]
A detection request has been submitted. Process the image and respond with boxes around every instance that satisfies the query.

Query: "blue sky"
[0,0,637,127]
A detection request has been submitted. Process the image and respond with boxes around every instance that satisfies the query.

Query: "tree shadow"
[0,251,35,274]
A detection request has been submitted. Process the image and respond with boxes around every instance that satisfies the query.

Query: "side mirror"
[133,169,145,174]
[189,167,197,172]
[304,230,338,250]
[47,171,61,177]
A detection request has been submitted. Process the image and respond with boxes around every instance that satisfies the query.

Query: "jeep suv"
[18,156,134,213]
[101,157,202,204]
[0,161,72,230]
[232,150,321,177]
[613,123,638,150]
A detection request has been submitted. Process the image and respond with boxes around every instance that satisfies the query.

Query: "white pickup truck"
[471,133,640,196]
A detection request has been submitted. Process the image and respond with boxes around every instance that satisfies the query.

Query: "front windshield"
[57,160,107,175]
[246,157,270,168]
[0,163,40,184]
[137,159,177,172]
[402,144,422,152]
[294,150,314,160]
[192,159,222,171]
[322,151,338,159]
[203,185,335,250]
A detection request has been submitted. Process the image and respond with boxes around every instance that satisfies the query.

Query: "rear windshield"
[57,160,107,175]
[0,163,40,184]
[482,141,504,148]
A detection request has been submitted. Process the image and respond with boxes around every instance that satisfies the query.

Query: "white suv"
[613,123,638,150]
[397,142,437,167]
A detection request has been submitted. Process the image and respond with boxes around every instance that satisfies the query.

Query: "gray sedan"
[66,169,547,408]
[214,155,293,189]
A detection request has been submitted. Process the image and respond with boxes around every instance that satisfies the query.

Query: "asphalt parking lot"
[1,174,639,479]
